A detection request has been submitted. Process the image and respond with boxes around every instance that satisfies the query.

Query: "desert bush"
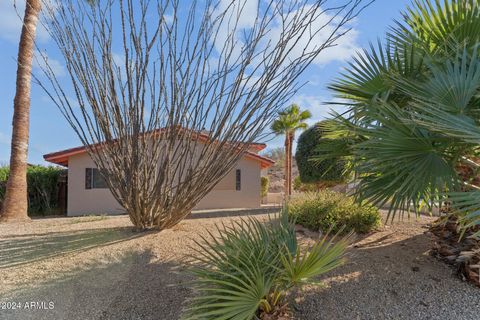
[293,176,339,192]
[261,176,269,197]
[0,165,64,215]
[287,191,381,233]
[184,208,351,319]
[0,167,8,202]
[295,121,345,184]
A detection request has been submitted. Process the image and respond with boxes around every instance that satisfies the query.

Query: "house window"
[85,168,108,189]
[235,169,241,191]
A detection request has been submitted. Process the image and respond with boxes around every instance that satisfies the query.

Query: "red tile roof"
[44,129,274,169]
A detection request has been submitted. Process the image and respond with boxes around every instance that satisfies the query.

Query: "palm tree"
[318,0,480,236]
[1,0,42,222]
[1,0,98,223]
[271,104,311,197]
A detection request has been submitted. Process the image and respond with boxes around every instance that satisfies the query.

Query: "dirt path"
[0,211,479,320]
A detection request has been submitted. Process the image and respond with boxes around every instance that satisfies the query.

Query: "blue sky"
[0,0,412,165]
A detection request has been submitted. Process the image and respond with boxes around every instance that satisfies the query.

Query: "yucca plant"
[183,208,352,320]
[314,0,480,238]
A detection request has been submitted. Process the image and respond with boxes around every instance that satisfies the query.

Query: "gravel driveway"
[0,210,479,320]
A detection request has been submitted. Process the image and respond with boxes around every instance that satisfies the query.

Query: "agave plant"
[183,208,351,320]
[313,0,480,238]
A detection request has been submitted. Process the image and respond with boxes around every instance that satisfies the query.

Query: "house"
[43,131,274,216]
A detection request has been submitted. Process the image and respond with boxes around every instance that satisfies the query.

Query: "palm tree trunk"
[284,133,294,198]
[0,0,41,222]
[288,132,293,196]
[284,135,289,199]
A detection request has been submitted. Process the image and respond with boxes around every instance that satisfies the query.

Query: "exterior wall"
[195,157,261,209]
[68,152,124,215]
[66,152,262,216]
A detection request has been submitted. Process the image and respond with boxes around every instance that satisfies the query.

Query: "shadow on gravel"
[187,207,280,219]
[2,249,191,320]
[294,233,480,320]
[0,227,148,269]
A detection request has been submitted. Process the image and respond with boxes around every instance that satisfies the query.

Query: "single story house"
[44,131,274,216]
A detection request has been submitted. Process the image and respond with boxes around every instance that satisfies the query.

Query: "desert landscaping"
[1,0,480,319]
[1,211,480,320]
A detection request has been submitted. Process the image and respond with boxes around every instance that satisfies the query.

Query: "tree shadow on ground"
[0,227,149,269]
[294,232,480,320]
[3,249,192,320]
[187,207,280,219]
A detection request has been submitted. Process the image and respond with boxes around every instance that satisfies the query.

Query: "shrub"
[184,208,352,319]
[293,176,338,192]
[295,121,345,184]
[260,176,269,197]
[287,190,381,233]
[0,165,64,216]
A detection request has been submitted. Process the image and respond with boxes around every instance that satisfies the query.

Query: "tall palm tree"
[271,104,311,197]
[1,0,42,222]
[1,0,98,223]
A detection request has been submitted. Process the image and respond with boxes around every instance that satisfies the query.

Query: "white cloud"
[314,28,359,65]
[292,94,348,124]
[163,14,174,24]
[0,0,51,43]
[112,52,125,67]
[213,1,360,68]
[211,0,259,64]
[267,7,359,67]
[33,52,65,77]
[307,75,322,87]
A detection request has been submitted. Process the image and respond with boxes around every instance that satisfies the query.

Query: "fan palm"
[271,104,311,197]
[183,208,351,319]
[318,0,480,237]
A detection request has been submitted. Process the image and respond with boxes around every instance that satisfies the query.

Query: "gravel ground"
[0,210,479,320]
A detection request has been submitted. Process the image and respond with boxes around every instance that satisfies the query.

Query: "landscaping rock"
[430,215,480,287]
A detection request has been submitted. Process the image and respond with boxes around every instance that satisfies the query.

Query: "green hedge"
[0,165,64,216]
[287,190,381,233]
[295,121,345,184]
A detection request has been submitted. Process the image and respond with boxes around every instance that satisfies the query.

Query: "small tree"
[296,121,345,185]
[260,176,269,198]
[271,104,311,197]
[38,0,370,230]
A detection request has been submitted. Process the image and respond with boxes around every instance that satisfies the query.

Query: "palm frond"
[280,230,352,287]
[271,104,311,135]
[184,207,350,319]
[394,0,480,55]
[184,209,295,320]
[351,102,458,220]
[446,191,480,239]
[395,47,480,145]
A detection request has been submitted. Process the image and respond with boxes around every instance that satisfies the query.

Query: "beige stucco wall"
[67,151,262,216]
[195,157,261,210]
[68,152,125,215]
